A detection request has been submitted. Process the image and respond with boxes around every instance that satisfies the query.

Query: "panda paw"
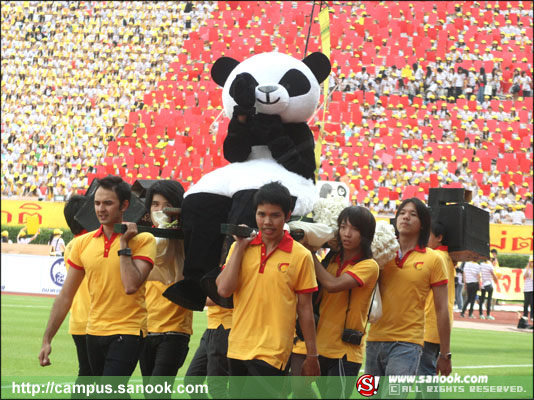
[229,72,257,108]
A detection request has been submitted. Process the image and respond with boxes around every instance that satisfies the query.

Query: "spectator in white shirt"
[510,206,526,225]
[454,67,465,99]
[461,261,481,318]
[48,228,66,256]
[478,259,498,320]
[16,227,40,244]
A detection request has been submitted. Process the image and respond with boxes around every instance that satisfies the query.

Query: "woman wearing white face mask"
[140,180,191,399]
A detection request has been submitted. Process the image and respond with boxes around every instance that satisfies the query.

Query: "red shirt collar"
[435,245,448,252]
[396,245,426,268]
[92,225,119,241]
[93,225,105,237]
[250,230,294,253]
[334,252,362,276]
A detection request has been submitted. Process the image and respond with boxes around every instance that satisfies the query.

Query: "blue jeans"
[365,341,423,376]
[455,283,463,310]
[417,341,440,376]
[416,342,441,399]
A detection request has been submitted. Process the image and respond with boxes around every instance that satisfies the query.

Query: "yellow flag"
[26,215,40,235]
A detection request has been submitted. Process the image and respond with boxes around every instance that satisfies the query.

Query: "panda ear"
[211,57,240,87]
[302,52,331,84]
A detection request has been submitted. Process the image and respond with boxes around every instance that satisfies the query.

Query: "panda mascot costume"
[164,52,331,310]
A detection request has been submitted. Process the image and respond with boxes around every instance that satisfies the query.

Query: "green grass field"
[1,293,532,398]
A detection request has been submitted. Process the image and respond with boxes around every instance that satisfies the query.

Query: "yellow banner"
[1,200,68,229]
[315,6,331,178]
[490,223,533,255]
[493,267,526,301]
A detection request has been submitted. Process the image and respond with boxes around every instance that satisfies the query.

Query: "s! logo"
[414,262,424,270]
[278,263,289,273]
[357,374,380,397]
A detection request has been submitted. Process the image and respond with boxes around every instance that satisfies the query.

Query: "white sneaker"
[487,315,495,320]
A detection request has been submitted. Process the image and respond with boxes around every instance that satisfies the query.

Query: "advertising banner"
[1,253,66,295]
[493,267,527,301]
[1,200,68,229]
[489,224,533,255]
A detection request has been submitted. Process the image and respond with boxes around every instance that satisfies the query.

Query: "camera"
[341,329,364,346]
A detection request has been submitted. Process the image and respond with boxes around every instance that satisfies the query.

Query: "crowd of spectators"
[1,1,532,224]
[1,1,215,199]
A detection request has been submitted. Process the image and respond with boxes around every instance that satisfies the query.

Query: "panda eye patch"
[278,69,311,97]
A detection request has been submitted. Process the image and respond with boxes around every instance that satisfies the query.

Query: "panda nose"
[258,85,278,94]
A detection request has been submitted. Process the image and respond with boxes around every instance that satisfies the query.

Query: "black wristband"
[118,248,132,256]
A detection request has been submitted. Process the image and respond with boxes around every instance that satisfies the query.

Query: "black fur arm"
[267,123,316,181]
[223,115,253,162]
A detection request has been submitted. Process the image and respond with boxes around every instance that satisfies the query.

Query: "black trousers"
[139,333,190,398]
[72,334,92,376]
[524,291,533,319]
[317,355,361,399]
[185,325,230,399]
[86,333,142,377]
[479,284,493,316]
[462,282,479,316]
[228,358,289,399]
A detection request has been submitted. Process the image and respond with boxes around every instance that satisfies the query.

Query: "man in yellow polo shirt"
[185,301,232,399]
[63,195,91,380]
[216,182,319,397]
[418,221,456,378]
[366,198,452,382]
[38,175,156,378]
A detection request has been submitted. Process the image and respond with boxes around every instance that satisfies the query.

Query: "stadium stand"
[1,1,532,222]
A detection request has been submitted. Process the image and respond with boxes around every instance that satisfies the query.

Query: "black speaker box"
[430,203,490,262]
[428,188,472,207]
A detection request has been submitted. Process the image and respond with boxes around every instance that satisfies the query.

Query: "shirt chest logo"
[278,263,289,273]
[414,262,424,270]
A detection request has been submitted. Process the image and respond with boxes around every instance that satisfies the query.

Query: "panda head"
[211,52,331,123]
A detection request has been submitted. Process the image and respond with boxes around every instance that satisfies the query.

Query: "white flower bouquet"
[312,196,348,229]
[371,220,399,269]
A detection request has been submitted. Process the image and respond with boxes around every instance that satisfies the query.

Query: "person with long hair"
[366,198,451,382]
[313,206,379,398]
[140,180,192,398]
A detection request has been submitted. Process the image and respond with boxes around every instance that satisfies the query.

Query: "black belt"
[147,331,189,337]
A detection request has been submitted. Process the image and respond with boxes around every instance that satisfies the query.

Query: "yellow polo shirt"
[145,281,193,334]
[67,226,156,337]
[317,255,379,363]
[226,231,317,370]
[207,305,233,330]
[367,246,448,346]
[423,246,455,344]
[65,235,91,335]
